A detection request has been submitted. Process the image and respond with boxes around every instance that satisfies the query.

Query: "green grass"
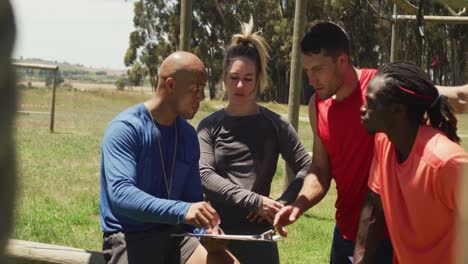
[13,87,468,263]
[15,88,148,250]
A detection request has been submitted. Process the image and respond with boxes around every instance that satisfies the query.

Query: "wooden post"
[284,0,306,188]
[390,4,398,63]
[179,0,193,51]
[0,1,16,263]
[49,70,58,133]
[415,0,425,67]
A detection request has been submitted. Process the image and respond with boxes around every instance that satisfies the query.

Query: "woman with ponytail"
[355,61,468,263]
[197,18,310,264]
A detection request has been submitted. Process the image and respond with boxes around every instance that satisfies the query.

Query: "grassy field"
[12,87,468,263]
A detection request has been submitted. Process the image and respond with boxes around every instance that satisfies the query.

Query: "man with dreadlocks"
[355,61,468,263]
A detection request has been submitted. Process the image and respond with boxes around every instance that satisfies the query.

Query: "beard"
[180,106,198,120]
[181,112,195,120]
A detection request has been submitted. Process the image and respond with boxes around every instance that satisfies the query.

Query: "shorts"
[330,225,393,264]
[102,227,200,264]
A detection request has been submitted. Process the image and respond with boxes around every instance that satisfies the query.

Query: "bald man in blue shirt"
[99,51,238,264]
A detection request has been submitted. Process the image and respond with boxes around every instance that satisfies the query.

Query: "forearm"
[437,84,468,112]
[110,183,191,225]
[277,121,312,204]
[277,176,304,205]
[293,167,330,212]
[437,84,468,98]
[200,170,261,210]
[354,189,385,264]
[278,149,311,205]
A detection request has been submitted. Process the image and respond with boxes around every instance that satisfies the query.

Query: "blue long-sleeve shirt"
[99,103,203,233]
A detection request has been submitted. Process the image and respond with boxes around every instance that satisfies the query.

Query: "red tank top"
[315,69,377,241]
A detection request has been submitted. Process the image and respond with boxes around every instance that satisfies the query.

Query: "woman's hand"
[246,196,284,224]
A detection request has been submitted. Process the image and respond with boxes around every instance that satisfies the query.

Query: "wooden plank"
[394,15,468,24]
[13,63,58,71]
[6,239,105,264]
[17,111,50,115]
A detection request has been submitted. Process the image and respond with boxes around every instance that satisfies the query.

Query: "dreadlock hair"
[301,21,350,60]
[377,61,460,143]
[221,17,270,92]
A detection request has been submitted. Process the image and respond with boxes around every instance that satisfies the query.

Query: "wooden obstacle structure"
[6,240,104,264]
[14,62,59,133]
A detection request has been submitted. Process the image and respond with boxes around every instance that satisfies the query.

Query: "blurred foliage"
[125,0,467,103]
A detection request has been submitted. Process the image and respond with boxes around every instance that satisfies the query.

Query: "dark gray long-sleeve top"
[197,106,311,234]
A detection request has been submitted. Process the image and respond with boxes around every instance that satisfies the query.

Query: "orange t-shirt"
[369,125,468,264]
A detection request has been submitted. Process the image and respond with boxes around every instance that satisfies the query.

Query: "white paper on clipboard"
[171,230,281,242]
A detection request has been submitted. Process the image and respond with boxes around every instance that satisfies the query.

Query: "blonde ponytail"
[222,16,270,92]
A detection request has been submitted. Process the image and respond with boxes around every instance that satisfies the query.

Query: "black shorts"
[102,227,200,264]
[330,225,393,264]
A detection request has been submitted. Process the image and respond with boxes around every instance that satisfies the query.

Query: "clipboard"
[171,229,281,242]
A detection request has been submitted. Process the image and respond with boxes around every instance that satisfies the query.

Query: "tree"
[127,61,146,87]
[125,0,467,101]
[126,1,294,101]
[115,77,127,91]
[125,0,179,91]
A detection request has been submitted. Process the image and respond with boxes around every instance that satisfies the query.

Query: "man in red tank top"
[273,22,393,264]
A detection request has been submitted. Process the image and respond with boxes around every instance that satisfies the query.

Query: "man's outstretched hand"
[273,204,304,237]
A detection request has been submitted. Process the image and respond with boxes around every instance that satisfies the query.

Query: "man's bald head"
[152,51,206,120]
[158,51,206,86]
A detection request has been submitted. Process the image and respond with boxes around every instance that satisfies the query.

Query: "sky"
[11,0,135,69]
